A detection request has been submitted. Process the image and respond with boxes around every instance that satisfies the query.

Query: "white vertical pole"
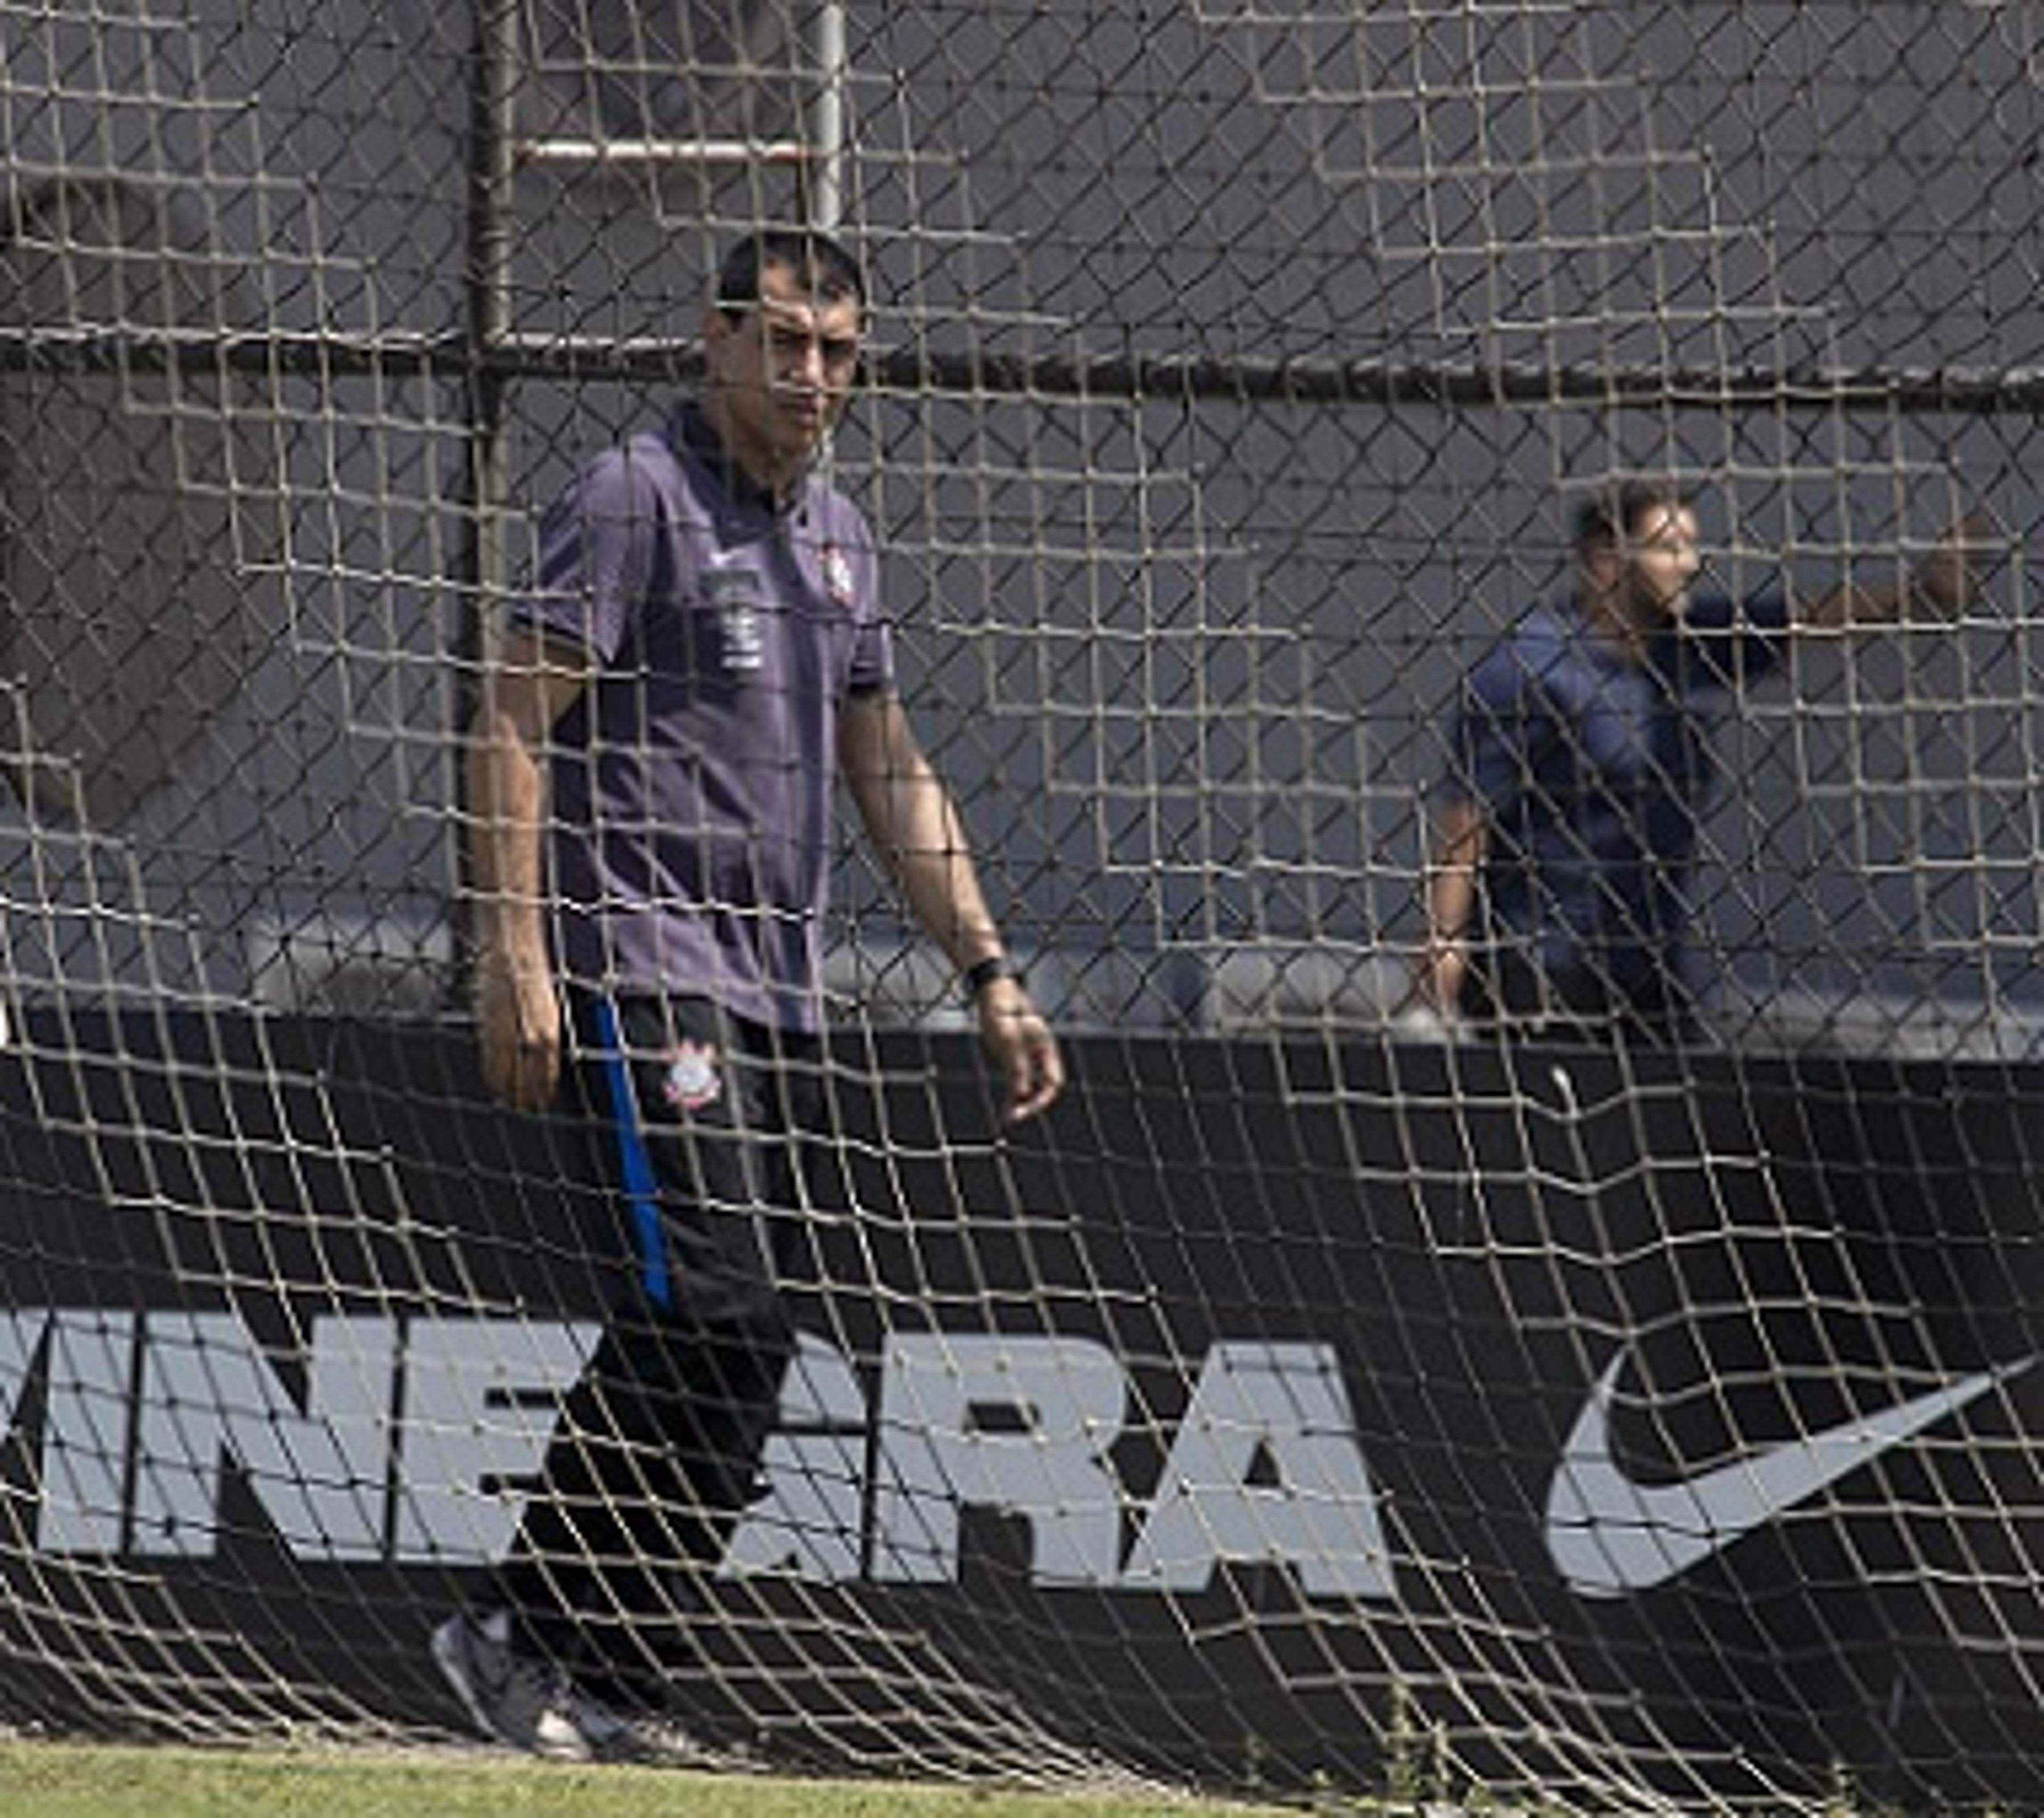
[801,3,846,229]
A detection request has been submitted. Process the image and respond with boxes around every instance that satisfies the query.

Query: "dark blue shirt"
[1441,591,1792,1004]
[508,404,894,1032]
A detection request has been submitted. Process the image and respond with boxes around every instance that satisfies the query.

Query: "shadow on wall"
[0,174,282,826]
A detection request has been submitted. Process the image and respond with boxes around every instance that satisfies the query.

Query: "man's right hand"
[475,943,563,1109]
[1911,511,1996,618]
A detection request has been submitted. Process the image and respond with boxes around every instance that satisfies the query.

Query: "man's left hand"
[975,976,1065,1124]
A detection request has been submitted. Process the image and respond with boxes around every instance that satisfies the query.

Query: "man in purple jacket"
[433,228,1064,1762]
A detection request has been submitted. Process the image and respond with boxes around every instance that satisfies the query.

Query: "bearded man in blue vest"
[1415,477,1981,1044]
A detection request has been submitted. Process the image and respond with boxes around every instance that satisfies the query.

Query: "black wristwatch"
[962,954,1026,1002]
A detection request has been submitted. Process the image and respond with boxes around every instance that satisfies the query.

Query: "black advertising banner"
[0,1011,2037,1808]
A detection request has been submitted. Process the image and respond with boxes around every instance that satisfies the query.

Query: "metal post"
[453,0,522,992]
[465,0,518,599]
[801,3,846,229]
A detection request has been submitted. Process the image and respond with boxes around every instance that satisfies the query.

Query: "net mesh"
[0,2,2041,1811]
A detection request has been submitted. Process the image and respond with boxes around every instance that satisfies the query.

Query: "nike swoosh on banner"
[1544,1350,2034,1599]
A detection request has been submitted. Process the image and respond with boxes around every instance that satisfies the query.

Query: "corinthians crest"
[661,1038,724,1112]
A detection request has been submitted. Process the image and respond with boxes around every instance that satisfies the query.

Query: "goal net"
[0,1,2039,1809]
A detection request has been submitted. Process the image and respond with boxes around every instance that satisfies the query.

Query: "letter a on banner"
[1122,1341,1396,1600]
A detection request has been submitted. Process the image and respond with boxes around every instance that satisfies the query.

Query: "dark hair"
[1574,477,1692,554]
[714,228,867,320]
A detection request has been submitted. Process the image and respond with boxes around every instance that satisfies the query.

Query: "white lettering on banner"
[394,1318,603,1564]
[1120,1342,1395,1599]
[718,1331,868,1580]
[133,1312,393,1558]
[729,1333,1399,1598]
[869,1334,1129,1585]
[0,1308,599,1562]
[0,1307,1395,1592]
[37,1310,135,1553]
[0,1307,48,1438]
[3,1306,2018,1597]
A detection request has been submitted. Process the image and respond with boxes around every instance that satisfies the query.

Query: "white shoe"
[430,1608,596,1762]
[583,1705,716,1768]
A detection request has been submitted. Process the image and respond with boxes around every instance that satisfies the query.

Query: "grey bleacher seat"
[1194,944,1412,1033]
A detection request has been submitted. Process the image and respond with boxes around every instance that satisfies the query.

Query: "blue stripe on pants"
[589,996,672,1309]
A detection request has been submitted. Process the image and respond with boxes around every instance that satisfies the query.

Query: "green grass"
[0,1741,1301,1818]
